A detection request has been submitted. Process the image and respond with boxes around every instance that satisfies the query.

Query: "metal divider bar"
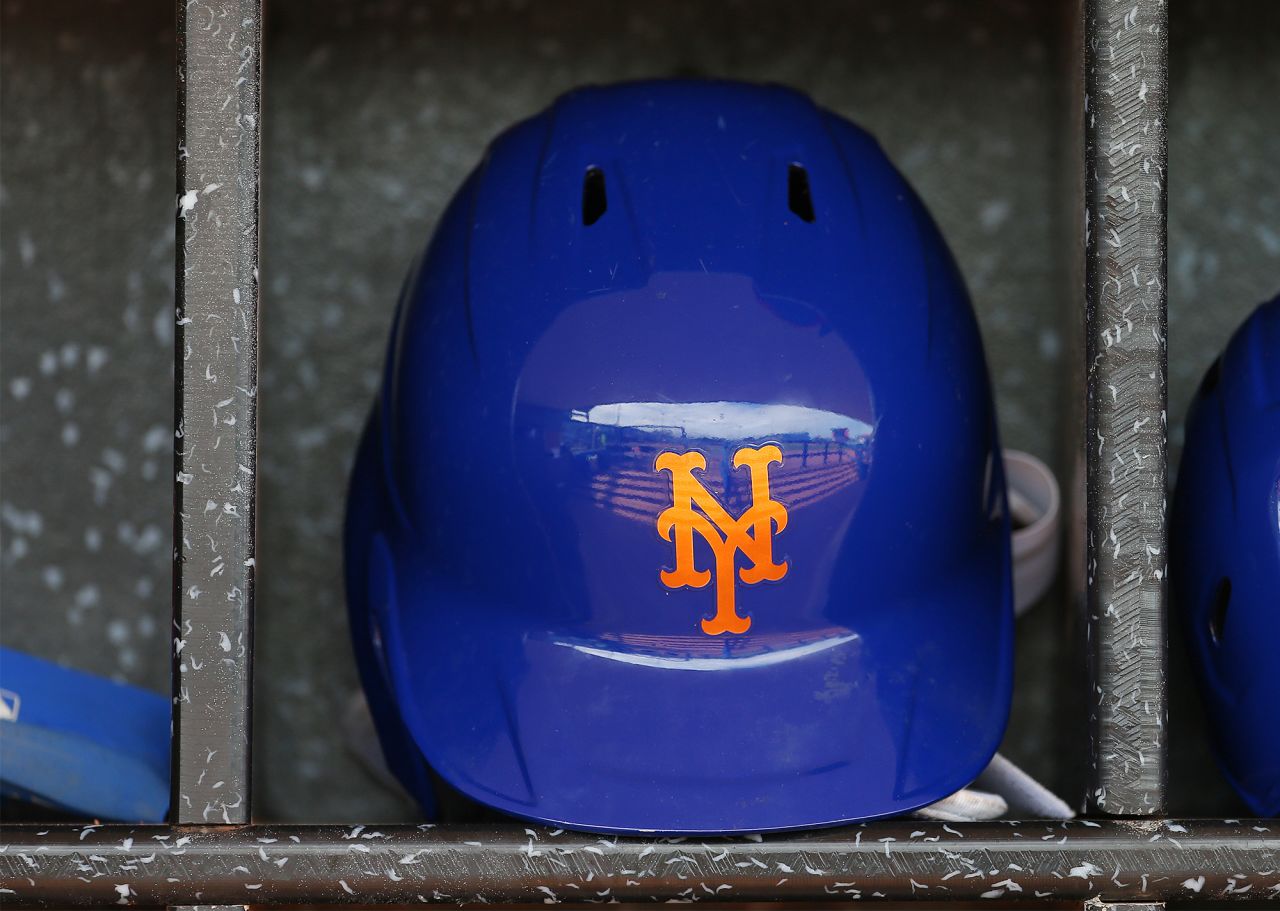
[1083,0,1170,815]
[172,0,262,826]
[5,821,1280,906]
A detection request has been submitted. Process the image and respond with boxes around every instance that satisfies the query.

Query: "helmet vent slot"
[1208,577,1231,646]
[788,163,816,223]
[582,166,608,226]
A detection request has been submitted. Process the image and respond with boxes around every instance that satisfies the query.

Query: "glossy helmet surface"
[345,80,1013,834]
[1173,294,1280,815]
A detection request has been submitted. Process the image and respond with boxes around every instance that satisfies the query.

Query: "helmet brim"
[376,542,1013,835]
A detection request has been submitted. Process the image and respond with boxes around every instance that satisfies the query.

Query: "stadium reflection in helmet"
[346,80,1013,834]
[1173,294,1280,816]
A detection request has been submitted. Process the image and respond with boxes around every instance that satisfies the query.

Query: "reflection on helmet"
[1173,294,1280,816]
[345,80,1013,834]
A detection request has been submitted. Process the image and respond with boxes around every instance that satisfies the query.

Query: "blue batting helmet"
[1173,294,1280,816]
[345,80,1013,834]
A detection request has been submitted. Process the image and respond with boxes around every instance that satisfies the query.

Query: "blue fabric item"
[345,80,1013,834]
[1173,294,1280,816]
[0,647,169,821]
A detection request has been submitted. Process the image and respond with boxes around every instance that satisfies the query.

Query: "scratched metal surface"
[1081,0,1169,817]
[5,820,1280,906]
[171,0,261,825]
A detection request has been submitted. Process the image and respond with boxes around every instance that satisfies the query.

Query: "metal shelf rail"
[4,0,1278,907]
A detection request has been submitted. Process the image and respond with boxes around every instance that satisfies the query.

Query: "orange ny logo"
[655,445,789,635]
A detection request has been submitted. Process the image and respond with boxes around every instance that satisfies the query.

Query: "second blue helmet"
[1174,294,1280,816]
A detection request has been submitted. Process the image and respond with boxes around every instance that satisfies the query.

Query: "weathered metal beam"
[1082,0,1170,816]
[4,821,1280,906]
[172,0,262,826]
